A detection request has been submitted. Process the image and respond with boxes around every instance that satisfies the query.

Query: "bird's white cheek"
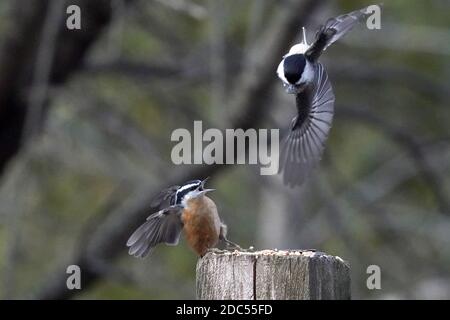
[277,60,288,84]
[181,194,192,207]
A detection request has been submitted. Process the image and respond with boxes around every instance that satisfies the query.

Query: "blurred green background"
[0,0,449,299]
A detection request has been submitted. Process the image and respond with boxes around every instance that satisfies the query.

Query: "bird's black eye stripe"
[283,54,306,84]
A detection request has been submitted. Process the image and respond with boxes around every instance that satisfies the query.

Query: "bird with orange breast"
[126,178,240,257]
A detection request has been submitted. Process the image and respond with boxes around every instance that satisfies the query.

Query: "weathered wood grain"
[196,251,256,299]
[196,249,350,300]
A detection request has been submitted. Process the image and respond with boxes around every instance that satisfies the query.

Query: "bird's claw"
[224,240,257,253]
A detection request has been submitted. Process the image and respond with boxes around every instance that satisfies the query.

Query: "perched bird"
[277,5,375,187]
[126,178,240,258]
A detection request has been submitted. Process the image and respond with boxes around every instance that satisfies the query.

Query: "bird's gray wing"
[150,185,180,208]
[305,5,374,62]
[126,205,183,258]
[279,63,335,187]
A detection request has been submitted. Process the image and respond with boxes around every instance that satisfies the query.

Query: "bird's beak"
[284,83,305,94]
[284,83,298,94]
[285,84,296,94]
[196,188,215,197]
[201,177,210,188]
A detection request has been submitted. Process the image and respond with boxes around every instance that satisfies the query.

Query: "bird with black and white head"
[277,5,378,187]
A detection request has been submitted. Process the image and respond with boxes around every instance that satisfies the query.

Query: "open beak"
[284,83,305,94]
[197,188,215,197]
[199,177,214,194]
[201,177,210,188]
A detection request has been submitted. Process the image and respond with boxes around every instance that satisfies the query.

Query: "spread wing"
[126,205,183,258]
[279,63,335,187]
[305,5,374,62]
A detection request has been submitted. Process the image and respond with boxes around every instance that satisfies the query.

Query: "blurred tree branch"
[340,105,450,216]
[301,141,450,248]
[33,0,326,299]
[86,58,450,108]
[2,0,67,300]
[0,0,133,176]
[330,61,450,103]
[85,60,182,78]
[153,0,208,20]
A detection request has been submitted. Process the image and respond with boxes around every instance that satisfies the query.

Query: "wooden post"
[196,249,350,300]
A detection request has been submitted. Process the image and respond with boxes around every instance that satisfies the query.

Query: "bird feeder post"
[196,250,350,300]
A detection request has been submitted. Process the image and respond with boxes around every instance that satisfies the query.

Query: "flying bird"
[126,178,240,258]
[277,5,376,187]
